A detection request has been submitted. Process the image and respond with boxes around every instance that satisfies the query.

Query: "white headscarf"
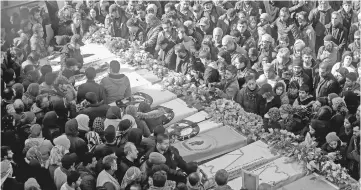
[75,114,90,132]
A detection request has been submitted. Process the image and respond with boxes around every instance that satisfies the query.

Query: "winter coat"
[115,157,137,183]
[330,113,345,133]
[293,95,314,107]
[100,73,131,104]
[218,78,240,100]
[105,11,129,38]
[77,80,106,103]
[346,135,360,179]
[216,14,239,35]
[158,44,177,71]
[235,86,262,114]
[308,7,334,37]
[54,166,70,190]
[299,24,316,54]
[201,6,226,26]
[316,45,339,65]
[338,9,358,31]
[175,52,194,75]
[65,119,88,158]
[348,23,360,42]
[324,23,348,52]
[260,96,282,116]
[144,24,162,56]
[30,34,47,58]
[271,17,300,45]
[313,73,340,98]
[79,103,110,127]
[203,64,220,85]
[290,71,312,91]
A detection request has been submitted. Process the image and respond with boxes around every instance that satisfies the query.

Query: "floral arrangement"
[263,131,360,189]
[83,27,109,45]
[205,99,264,140]
[161,72,193,95]
[104,37,131,56]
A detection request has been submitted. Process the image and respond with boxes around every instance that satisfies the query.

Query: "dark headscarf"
[310,119,329,146]
[12,83,24,99]
[25,83,40,97]
[315,106,333,121]
[106,106,122,119]
[128,128,143,146]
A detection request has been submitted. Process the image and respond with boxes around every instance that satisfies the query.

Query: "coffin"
[199,140,279,188]
[160,98,198,127]
[241,156,306,190]
[173,126,247,163]
[125,72,153,93]
[279,173,339,190]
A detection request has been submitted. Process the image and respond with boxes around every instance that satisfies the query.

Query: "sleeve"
[290,23,301,40]
[338,29,348,51]
[234,89,243,106]
[138,120,151,137]
[137,109,166,119]
[173,147,195,174]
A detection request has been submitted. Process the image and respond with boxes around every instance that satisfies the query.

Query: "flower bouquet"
[161,72,193,96]
[104,37,131,56]
[205,99,243,126]
[318,161,359,189]
[236,112,264,141]
[262,129,302,156]
[83,27,109,45]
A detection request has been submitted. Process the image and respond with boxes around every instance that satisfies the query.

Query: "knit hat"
[24,178,40,190]
[118,119,132,132]
[29,124,42,138]
[342,51,352,61]
[93,117,105,134]
[279,104,294,115]
[104,125,116,142]
[13,99,25,110]
[75,114,90,132]
[326,132,340,143]
[323,35,334,42]
[346,72,358,81]
[292,57,303,68]
[85,92,97,104]
[293,39,306,51]
[21,111,36,125]
[149,152,166,165]
[106,106,122,119]
[61,153,78,167]
[258,83,273,95]
[42,111,58,129]
[53,134,71,150]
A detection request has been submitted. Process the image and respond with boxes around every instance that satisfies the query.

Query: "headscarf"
[146,4,158,15]
[93,117,105,134]
[75,114,90,132]
[315,106,333,121]
[106,106,123,119]
[122,114,137,128]
[86,131,102,151]
[48,145,68,166]
[331,97,349,116]
[120,166,142,189]
[26,146,43,166]
[342,91,359,114]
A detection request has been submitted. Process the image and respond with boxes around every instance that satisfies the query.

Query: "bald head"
[213,27,223,42]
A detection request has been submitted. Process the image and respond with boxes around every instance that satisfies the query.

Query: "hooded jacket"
[100,73,131,104]
[65,119,88,157]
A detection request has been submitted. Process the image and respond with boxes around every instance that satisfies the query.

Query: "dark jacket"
[235,86,262,115]
[313,73,340,98]
[116,156,137,182]
[324,23,348,52]
[158,44,177,71]
[100,73,131,104]
[78,103,110,127]
[65,119,88,158]
[104,9,129,38]
[203,65,220,85]
[216,14,239,35]
[330,113,345,134]
[260,96,282,116]
[175,52,194,75]
[77,80,106,103]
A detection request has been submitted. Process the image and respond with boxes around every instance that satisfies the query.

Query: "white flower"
[332,171,338,178]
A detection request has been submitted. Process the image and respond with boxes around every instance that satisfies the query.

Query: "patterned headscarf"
[26,147,43,166]
[86,131,102,151]
[93,117,105,134]
[48,145,68,166]
[121,166,142,189]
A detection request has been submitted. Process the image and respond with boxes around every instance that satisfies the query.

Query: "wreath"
[153,106,175,125]
[167,120,200,142]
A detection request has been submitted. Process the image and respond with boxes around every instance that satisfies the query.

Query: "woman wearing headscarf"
[121,166,142,189]
[24,124,53,162]
[104,106,123,130]
[27,158,56,190]
[48,141,69,180]
[75,114,90,140]
[22,83,39,111]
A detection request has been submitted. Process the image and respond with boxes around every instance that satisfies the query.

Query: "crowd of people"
[1,0,361,190]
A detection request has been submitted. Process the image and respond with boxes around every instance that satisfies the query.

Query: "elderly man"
[221,35,247,63]
[258,34,277,60]
[313,60,340,98]
[213,27,223,50]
